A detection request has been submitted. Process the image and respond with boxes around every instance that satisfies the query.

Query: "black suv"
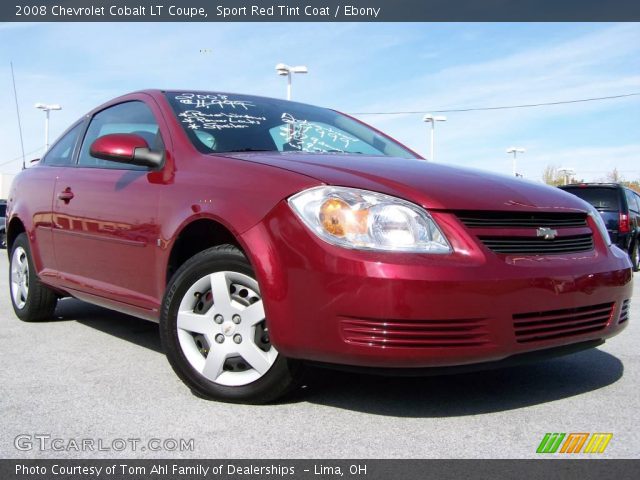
[560,183,639,271]
[0,199,6,249]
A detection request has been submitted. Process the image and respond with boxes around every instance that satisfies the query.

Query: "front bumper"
[241,202,633,369]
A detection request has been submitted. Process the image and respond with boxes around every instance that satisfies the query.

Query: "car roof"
[560,183,622,189]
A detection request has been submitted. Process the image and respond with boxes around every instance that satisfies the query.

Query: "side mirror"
[90,133,163,169]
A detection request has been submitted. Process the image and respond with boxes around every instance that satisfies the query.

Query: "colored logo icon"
[537,433,612,454]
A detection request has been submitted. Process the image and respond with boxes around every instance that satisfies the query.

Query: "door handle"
[58,188,74,202]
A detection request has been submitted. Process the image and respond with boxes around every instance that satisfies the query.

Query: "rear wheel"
[631,240,639,272]
[10,233,58,321]
[160,244,302,403]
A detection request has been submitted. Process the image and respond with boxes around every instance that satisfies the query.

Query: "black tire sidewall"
[9,233,56,321]
[159,246,300,404]
[9,234,29,317]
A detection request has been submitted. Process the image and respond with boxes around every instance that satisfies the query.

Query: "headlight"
[288,186,452,253]
[588,208,612,247]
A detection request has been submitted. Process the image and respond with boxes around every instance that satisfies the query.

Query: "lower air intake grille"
[513,303,613,344]
[340,317,491,348]
[478,234,594,255]
[619,300,630,324]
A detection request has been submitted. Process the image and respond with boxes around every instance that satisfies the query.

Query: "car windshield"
[562,187,621,211]
[165,91,417,159]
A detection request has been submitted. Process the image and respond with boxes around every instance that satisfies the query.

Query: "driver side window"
[78,101,163,170]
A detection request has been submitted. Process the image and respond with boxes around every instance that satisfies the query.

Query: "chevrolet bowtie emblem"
[537,227,558,240]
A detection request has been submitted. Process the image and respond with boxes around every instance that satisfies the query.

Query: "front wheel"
[160,245,302,404]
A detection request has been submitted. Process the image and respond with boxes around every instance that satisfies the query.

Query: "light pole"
[35,103,62,150]
[558,167,575,185]
[422,114,446,161]
[275,63,308,100]
[506,147,525,177]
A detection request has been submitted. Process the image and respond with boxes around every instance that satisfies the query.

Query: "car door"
[52,99,167,312]
[17,122,85,280]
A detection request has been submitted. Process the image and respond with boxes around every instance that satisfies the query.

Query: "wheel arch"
[165,217,253,284]
[6,216,26,254]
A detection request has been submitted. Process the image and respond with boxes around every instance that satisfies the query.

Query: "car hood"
[224,152,588,212]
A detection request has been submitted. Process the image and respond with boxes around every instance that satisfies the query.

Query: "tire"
[9,233,58,322]
[160,244,302,404]
[631,240,640,272]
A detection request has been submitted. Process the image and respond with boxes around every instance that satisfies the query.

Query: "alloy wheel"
[10,246,29,309]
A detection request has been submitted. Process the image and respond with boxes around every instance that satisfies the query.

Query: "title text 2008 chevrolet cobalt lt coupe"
[7,90,632,403]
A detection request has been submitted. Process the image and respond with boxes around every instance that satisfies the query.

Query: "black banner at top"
[3,0,640,22]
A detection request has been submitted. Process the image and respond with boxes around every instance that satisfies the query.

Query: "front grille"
[456,211,588,228]
[455,210,594,255]
[619,299,630,324]
[513,302,613,343]
[340,317,491,348]
[478,234,594,254]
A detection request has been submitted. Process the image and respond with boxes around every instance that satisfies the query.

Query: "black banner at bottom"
[1,459,639,480]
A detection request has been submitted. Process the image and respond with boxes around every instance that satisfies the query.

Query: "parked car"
[6,90,633,403]
[0,199,6,249]
[559,183,640,271]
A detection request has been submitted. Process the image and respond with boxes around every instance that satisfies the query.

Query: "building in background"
[0,173,16,199]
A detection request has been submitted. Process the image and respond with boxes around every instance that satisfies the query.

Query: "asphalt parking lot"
[0,253,637,459]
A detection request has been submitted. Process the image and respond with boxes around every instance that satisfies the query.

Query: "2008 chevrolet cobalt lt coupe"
[7,90,632,403]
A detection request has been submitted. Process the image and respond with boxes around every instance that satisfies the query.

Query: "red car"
[7,90,633,403]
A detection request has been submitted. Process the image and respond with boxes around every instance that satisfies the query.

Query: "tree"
[625,181,640,193]
[542,165,564,186]
[606,168,623,183]
[603,167,640,192]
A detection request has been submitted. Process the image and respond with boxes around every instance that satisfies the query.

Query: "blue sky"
[0,22,638,181]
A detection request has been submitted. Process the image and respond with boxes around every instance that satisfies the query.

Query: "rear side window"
[625,189,639,212]
[78,101,163,170]
[562,187,621,211]
[42,123,83,166]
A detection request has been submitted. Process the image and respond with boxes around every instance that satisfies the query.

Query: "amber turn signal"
[319,198,368,237]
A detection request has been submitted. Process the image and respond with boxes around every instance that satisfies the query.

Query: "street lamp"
[275,63,308,100]
[35,103,62,150]
[506,147,525,177]
[422,114,447,161]
[558,167,575,185]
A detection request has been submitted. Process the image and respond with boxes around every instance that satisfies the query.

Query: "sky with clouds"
[0,22,638,181]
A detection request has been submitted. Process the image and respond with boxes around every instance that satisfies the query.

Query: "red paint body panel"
[8,168,57,281]
[52,167,162,309]
[223,152,591,213]
[241,202,631,367]
[6,89,633,370]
